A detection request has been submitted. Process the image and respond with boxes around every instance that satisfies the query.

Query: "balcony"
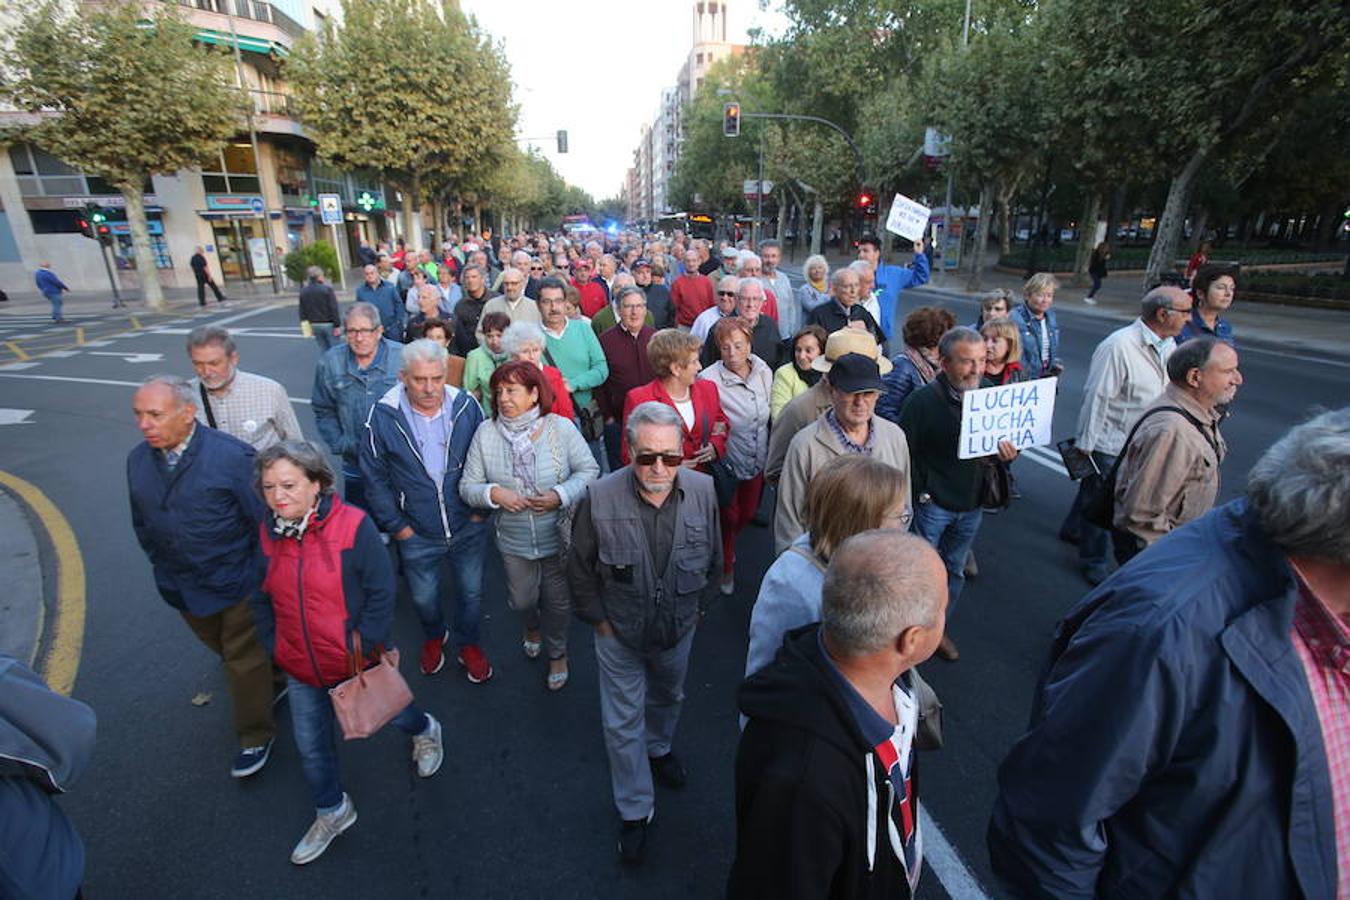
[248,89,307,139]
[172,0,306,54]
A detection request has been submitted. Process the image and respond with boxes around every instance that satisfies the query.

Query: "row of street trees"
[0,0,593,309]
[670,0,1350,288]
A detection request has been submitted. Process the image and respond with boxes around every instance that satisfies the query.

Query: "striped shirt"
[1290,580,1349,897]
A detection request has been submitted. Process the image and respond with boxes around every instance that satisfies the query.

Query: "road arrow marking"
[89,351,164,364]
[0,409,35,425]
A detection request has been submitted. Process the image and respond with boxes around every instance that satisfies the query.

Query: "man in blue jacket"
[988,407,1349,899]
[312,303,403,511]
[358,339,492,683]
[355,263,404,342]
[857,234,929,347]
[34,261,70,323]
[127,375,276,778]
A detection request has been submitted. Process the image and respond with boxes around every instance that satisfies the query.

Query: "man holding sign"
[858,233,929,348]
[898,326,1018,662]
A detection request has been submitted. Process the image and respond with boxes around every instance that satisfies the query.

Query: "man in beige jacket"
[773,352,911,555]
[1113,336,1241,562]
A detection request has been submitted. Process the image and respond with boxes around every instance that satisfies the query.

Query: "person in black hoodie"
[729,529,947,899]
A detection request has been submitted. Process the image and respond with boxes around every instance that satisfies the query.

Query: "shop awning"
[197,210,263,220]
[193,30,287,57]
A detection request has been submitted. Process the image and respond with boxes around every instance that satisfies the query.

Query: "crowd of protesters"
[12,222,1341,900]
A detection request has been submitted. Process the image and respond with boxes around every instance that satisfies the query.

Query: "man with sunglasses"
[691,276,739,343]
[568,401,723,865]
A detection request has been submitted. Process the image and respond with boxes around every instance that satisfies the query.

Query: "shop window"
[202,145,262,194]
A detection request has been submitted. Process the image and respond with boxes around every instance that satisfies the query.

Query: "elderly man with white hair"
[699,276,786,370]
[991,407,1350,899]
[733,250,781,327]
[358,339,493,685]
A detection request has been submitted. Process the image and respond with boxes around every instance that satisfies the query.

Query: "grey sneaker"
[290,793,357,865]
[411,714,443,778]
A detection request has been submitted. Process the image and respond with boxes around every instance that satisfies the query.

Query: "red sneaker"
[420,631,448,675]
[456,644,493,684]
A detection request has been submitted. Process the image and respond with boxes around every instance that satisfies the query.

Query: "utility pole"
[225,8,280,295]
[755,126,765,246]
[942,0,973,273]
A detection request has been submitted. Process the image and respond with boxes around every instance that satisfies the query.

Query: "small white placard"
[885,193,932,242]
[958,377,1058,459]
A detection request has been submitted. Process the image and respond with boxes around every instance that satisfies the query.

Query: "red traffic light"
[857,192,873,207]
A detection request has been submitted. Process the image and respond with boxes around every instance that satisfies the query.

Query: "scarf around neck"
[795,361,823,387]
[903,345,939,384]
[496,406,542,497]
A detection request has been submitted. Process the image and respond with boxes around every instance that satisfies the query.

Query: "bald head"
[821,530,947,658]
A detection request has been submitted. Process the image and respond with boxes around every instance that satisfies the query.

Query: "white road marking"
[81,340,114,348]
[89,351,164,364]
[0,362,41,371]
[43,350,82,358]
[0,408,35,425]
[1020,444,1069,477]
[0,371,311,404]
[919,802,992,899]
[207,303,290,328]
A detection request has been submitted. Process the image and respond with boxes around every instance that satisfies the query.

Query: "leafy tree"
[1,0,246,310]
[288,0,515,251]
[1043,0,1350,287]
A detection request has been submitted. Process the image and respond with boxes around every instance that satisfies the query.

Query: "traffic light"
[556,129,569,154]
[723,102,741,138]
[856,190,877,215]
[76,214,95,239]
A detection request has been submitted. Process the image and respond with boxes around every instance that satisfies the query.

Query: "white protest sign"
[958,376,1058,459]
[885,193,931,242]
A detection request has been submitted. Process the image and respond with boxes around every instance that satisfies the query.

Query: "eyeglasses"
[633,452,684,468]
[717,290,736,297]
[884,510,915,528]
[346,327,380,336]
[530,266,544,272]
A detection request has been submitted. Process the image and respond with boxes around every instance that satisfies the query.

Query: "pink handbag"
[328,633,413,741]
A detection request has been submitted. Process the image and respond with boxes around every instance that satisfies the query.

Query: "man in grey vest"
[567,401,723,865]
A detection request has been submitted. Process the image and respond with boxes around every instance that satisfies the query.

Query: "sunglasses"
[718,290,736,297]
[633,452,684,467]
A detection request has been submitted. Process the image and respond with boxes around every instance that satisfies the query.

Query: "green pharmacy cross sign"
[355,191,385,213]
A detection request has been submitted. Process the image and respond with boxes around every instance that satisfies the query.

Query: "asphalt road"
[0,290,1345,899]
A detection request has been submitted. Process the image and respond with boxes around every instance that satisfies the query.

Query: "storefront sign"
[206,194,265,212]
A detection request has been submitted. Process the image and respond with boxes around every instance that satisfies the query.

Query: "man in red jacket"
[671,248,714,327]
[573,259,608,318]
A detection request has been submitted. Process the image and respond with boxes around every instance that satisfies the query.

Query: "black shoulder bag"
[198,382,218,429]
[1083,405,1217,530]
[700,409,738,507]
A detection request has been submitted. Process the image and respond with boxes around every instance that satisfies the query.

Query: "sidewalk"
[0,275,303,319]
[0,486,44,669]
[781,256,1350,364]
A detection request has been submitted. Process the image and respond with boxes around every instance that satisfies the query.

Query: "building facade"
[0,0,400,294]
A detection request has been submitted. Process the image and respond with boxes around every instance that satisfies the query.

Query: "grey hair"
[1140,287,1180,321]
[254,439,336,494]
[140,374,195,408]
[735,251,762,273]
[344,302,381,328]
[511,250,532,265]
[938,325,983,360]
[821,530,946,657]
[1247,407,1350,564]
[185,324,236,357]
[758,238,780,252]
[614,285,646,305]
[501,321,546,357]
[737,277,765,300]
[460,263,486,280]
[305,265,323,282]
[831,267,859,288]
[613,272,636,290]
[804,254,828,277]
[624,401,684,451]
[847,259,872,275]
[399,338,448,373]
[1166,336,1219,384]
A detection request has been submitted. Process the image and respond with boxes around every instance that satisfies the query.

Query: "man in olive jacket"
[568,400,722,866]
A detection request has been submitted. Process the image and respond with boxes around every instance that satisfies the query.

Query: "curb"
[0,472,86,696]
[0,487,43,669]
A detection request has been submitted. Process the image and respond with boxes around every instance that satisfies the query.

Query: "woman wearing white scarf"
[460,360,599,690]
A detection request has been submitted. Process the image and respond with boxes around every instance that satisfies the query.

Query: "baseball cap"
[826,353,884,393]
[721,246,739,258]
[633,257,652,269]
[812,328,893,375]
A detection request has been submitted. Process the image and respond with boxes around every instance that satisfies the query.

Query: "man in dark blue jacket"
[988,407,1349,899]
[358,339,492,683]
[127,375,275,778]
[355,263,404,341]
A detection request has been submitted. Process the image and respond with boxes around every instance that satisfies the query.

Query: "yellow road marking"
[130,316,142,330]
[0,472,85,696]
[75,327,85,345]
[4,342,30,361]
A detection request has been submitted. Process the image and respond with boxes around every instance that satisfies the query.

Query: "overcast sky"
[459,0,789,200]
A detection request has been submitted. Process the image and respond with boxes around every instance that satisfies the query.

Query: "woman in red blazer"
[621,328,729,468]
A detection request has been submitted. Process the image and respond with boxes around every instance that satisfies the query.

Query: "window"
[201,145,261,194]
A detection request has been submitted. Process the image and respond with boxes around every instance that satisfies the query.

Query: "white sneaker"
[1083,295,1098,305]
[411,714,443,778]
[290,793,357,865]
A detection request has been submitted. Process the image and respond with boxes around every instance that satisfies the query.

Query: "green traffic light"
[91,211,107,223]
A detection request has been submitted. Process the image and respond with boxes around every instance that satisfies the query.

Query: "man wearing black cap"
[634,258,673,330]
[898,326,1018,661]
[775,351,912,555]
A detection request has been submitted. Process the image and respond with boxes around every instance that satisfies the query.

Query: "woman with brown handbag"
[250,440,444,866]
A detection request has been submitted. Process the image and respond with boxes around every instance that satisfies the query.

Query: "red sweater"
[671,273,715,326]
[620,378,729,467]
[575,279,608,318]
[542,365,575,420]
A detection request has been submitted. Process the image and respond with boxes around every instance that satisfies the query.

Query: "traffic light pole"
[98,239,123,308]
[739,112,865,186]
[755,127,765,246]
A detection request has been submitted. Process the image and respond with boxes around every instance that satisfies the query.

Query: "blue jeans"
[1088,273,1103,297]
[912,500,983,612]
[341,467,367,513]
[398,524,487,646]
[45,292,62,321]
[287,675,427,812]
[1061,450,1117,573]
[312,325,338,353]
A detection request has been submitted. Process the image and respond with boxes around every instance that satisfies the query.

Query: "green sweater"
[464,345,505,415]
[543,320,609,408]
[897,377,982,512]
